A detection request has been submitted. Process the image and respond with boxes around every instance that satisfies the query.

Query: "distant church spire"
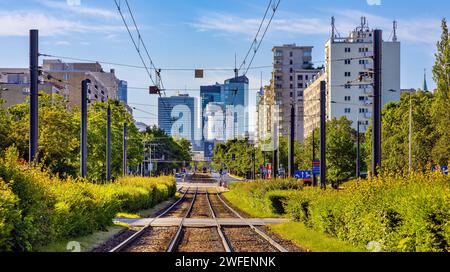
[423,69,429,92]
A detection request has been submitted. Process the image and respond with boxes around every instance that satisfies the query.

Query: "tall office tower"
[223,75,249,140]
[272,44,320,142]
[158,94,201,149]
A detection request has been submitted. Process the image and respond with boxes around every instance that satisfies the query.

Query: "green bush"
[0,148,176,252]
[284,172,450,252]
[0,178,21,251]
[224,179,303,217]
[265,190,298,215]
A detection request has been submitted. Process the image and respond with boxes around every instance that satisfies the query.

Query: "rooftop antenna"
[331,16,336,39]
[234,53,238,78]
[393,20,398,42]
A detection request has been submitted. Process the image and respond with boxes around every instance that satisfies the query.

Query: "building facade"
[158,94,201,149]
[303,17,401,138]
[271,44,319,143]
[0,68,67,108]
[118,80,128,103]
[42,59,120,108]
[223,75,249,139]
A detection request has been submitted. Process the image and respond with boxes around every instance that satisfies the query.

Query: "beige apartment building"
[43,59,119,108]
[0,68,67,108]
[271,44,320,143]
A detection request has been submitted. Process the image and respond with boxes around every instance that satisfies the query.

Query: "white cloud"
[55,40,70,46]
[192,9,441,46]
[38,0,120,20]
[191,12,330,37]
[0,11,124,37]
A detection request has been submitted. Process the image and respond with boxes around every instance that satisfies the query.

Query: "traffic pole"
[372,29,383,177]
[106,105,111,181]
[356,119,360,179]
[288,102,295,178]
[80,79,89,178]
[29,29,39,164]
[123,122,128,176]
[312,128,316,187]
[320,81,327,189]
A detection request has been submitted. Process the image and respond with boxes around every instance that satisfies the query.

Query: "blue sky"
[0,0,447,129]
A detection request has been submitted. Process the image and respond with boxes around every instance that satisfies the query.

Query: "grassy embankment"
[223,171,449,252]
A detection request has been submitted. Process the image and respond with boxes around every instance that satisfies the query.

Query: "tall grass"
[0,148,176,252]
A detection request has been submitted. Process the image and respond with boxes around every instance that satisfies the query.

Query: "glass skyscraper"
[158,94,200,149]
[118,80,128,103]
[223,75,249,139]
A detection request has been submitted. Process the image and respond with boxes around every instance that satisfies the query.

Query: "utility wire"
[238,0,273,72]
[123,0,166,93]
[243,0,282,76]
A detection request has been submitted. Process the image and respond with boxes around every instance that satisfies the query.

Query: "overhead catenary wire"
[238,0,273,72]
[243,0,282,76]
[113,0,156,88]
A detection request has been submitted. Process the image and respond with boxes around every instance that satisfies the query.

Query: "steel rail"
[109,186,190,252]
[215,189,289,252]
[167,187,198,252]
[206,190,232,252]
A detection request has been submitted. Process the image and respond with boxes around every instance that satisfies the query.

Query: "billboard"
[204,142,215,158]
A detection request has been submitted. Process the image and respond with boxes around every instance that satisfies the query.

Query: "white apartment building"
[272,44,320,143]
[304,17,401,137]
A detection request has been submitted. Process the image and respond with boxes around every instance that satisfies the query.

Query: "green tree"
[0,99,12,153]
[431,18,450,165]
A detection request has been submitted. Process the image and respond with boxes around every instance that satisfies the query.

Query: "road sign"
[432,165,448,175]
[294,170,312,179]
[312,160,321,175]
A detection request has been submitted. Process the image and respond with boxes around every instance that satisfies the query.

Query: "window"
[345,47,351,53]
[345,108,351,113]
[359,108,369,113]
[290,68,294,73]
[290,92,293,97]
[275,50,283,57]
[63,74,70,81]
[345,96,351,101]
[305,75,309,80]
[345,72,351,77]
[298,91,303,97]
[298,83,303,89]
[345,84,351,89]
[290,84,293,89]
[305,83,308,88]
[345,59,351,65]
[359,96,366,101]
[298,75,303,81]
[290,51,293,57]
[290,60,293,65]
[290,75,293,81]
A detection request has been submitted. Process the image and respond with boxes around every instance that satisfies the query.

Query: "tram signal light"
[149,86,160,95]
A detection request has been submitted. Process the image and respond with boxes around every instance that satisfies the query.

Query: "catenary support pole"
[123,122,128,176]
[372,29,383,176]
[29,29,39,164]
[106,105,111,181]
[320,81,327,189]
[312,128,316,187]
[289,102,295,178]
[81,79,90,178]
[356,118,361,179]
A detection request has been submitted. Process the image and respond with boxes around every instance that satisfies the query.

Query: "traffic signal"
[149,86,160,95]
